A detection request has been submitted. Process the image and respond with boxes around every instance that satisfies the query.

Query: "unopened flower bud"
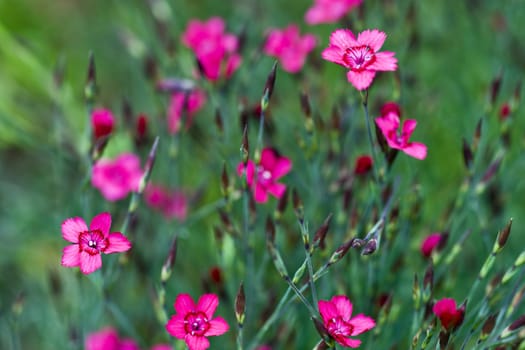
[85,52,97,104]
[138,136,160,194]
[160,236,177,283]
[313,213,333,250]
[479,314,497,341]
[235,282,246,326]
[362,238,378,255]
[261,61,277,112]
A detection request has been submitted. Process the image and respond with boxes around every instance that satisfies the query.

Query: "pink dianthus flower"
[263,24,316,73]
[91,153,144,201]
[420,233,444,258]
[181,17,241,81]
[237,148,292,203]
[167,89,206,134]
[85,327,139,350]
[305,0,363,25]
[318,295,375,348]
[166,293,229,350]
[321,29,397,90]
[375,105,427,160]
[61,212,131,275]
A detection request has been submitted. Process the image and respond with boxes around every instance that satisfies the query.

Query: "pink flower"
[305,0,363,25]
[375,107,427,160]
[92,153,144,201]
[420,233,444,258]
[91,108,115,140]
[354,155,373,175]
[263,25,316,73]
[182,17,241,81]
[150,345,172,350]
[433,298,466,331]
[145,184,188,221]
[167,89,206,134]
[321,29,397,90]
[318,295,375,348]
[237,148,292,203]
[85,327,140,350]
[166,293,229,350]
[500,102,511,120]
[61,212,131,274]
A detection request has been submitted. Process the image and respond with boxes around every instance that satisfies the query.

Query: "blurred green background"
[1,0,525,349]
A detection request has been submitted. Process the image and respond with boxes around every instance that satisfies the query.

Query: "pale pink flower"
[237,148,292,203]
[321,29,397,90]
[433,298,466,331]
[181,17,241,81]
[375,108,427,160]
[166,293,229,350]
[145,184,188,221]
[92,153,144,201]
[167,89,206,134]
[263,25,316,73]
[305,0,363,25]
[91,108,115,140]
[61,212,131,274]
[318,295,375,348]
[420,233,444,258]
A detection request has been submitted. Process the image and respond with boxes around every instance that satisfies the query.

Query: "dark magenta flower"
[321,29,397,90]
[263,24,316,73]
[354,155,373,175]
[237,148,292,203]
[61,212,131,274]
[166,293,229,350]
[91,108,115,140]
[85,327,139,350]
[145,184,188,221]
[420,233,444,258]
[433,298,466,331]
[318,295,375,348]
[167,89,206,134]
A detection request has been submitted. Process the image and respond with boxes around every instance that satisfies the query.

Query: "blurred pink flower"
[255,346,272,350]
[375,106,427,160]
[353,155,373,175]
[145,184,188,221]
[85,327,140,350]
[166,293,229,350]
[433,298,465,331]
[91,108,115,140]
[182,17,241,81]
[321,29,397,90]
[92,153,144,201]
[150,345,172,350]
[263,25,316,73]
[167,89,206,134]
[318,295,375,348]
[237,148,292,203]
[305,0,363,25]
[500,102,511,120]
[420,233,444,258]
[61,212,131,274]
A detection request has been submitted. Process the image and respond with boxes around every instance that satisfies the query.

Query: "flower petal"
[175,293,196,315]
[267,183,286,199]
[321,46,347,66]
[254,183,269,203]
[61,245,80,267]
[62,217,87,242]
[90,212,112,236]
[318,299,339,324]
[336,336,362,348]
[85,327,119,350]
[104,233,132,254]
[402,142,427,160]
[369,51,397,71]
[185,334,210,350]
[260,148,278,171]
[348,314,376,335]
[331,295,353,322]
[329,29,357,49]
[357,29,386,52]
[346,70,376,91]
[402,119,418,139]
[196,294,219,319]
[79,251,102,274]
[166,314,187,339]
[237,161,255,186]
[205,317,230,336]
[272,157,292,179]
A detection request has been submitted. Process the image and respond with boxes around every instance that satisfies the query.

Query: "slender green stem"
[361,90,380,183]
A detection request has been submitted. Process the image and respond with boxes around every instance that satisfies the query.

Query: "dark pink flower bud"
[380,101,402,117]
[420,233,445,258]
[433,298,466,331]
[354,155,373,175]
[91,108,115,140]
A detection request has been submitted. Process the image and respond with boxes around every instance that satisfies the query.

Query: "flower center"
[79,230,108,255]
[184,311,210,336]
[343,46,375,71]
[256,166,273,186]
[327,317,353,337]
